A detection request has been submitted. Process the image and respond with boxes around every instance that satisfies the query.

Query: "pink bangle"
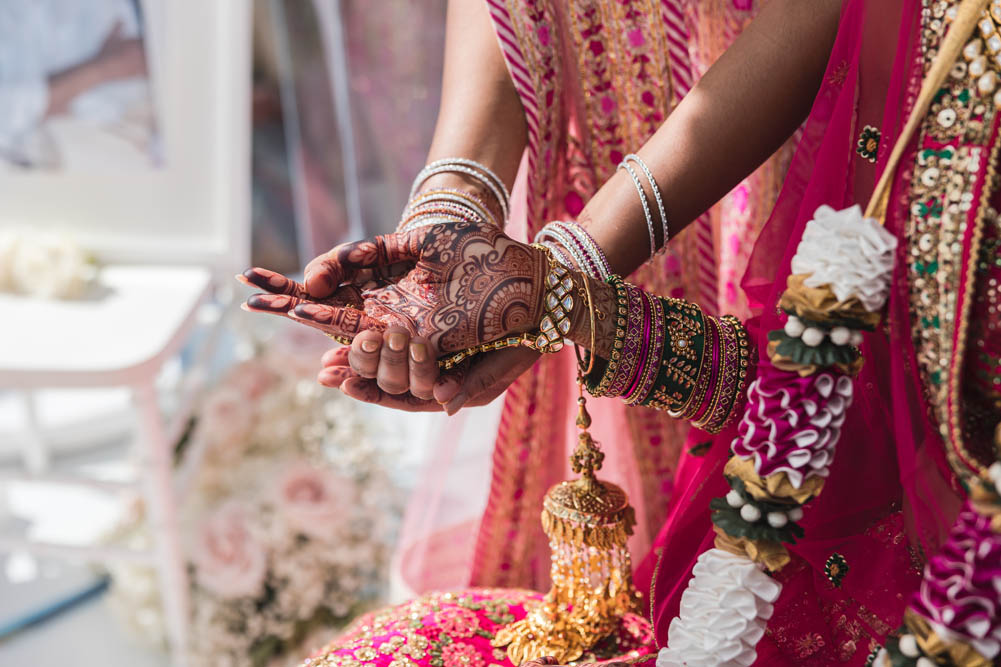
[626,292,665,405]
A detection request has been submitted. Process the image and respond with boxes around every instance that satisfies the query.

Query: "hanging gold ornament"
[492,380,639,665]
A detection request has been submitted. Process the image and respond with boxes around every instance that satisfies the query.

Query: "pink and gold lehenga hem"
[301,589,655,667]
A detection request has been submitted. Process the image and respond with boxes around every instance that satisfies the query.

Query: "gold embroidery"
[906,1,1001,478]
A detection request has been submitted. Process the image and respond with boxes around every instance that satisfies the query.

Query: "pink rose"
[275,464,352,540]
[196,388,254,457]
[192,502,267,599]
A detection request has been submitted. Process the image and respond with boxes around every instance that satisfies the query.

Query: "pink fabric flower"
[192,502,267,599]
[440,642,486,667]
[435,606,481,638]
[731,364,853,488]
[910,504,1001,659]
[627,28,645,47]
[276,463,352,540]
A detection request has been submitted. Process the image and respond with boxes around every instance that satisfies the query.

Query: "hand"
[237,267,385,339]
[252,221,548,354]
[319,338,539,414]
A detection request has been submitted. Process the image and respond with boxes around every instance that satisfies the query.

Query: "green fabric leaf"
[768,330,859,367]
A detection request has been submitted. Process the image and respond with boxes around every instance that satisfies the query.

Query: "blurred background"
[0,2,497,666]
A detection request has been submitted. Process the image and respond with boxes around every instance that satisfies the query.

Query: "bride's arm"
[253,0,842,412]
[577,0,842,273]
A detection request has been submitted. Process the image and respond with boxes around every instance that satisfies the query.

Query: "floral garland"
[658,205,898,667]
[867,462,1001,667]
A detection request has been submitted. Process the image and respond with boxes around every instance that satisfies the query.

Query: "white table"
[0,264,219,664]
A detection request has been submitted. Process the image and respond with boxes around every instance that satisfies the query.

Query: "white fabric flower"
[789,205,897,311]
[658,549,782,667]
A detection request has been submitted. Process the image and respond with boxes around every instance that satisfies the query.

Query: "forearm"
[416,0,528,221]
[576,0,842,274]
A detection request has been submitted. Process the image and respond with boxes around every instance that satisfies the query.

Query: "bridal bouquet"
[107,325,402,667]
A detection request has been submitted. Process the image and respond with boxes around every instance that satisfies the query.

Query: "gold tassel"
[493,381,639,664]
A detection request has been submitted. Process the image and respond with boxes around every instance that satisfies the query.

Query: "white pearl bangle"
[411,158,511,221]
[618,160,657,258]
[623,154,669,250]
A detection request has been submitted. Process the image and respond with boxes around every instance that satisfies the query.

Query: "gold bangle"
[575,273,598,376]
[589,276,629,397]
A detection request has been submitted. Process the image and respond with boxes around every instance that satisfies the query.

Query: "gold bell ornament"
[492,381,639,664]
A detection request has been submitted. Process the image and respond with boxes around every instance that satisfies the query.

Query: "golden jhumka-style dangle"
[492,377,638,664]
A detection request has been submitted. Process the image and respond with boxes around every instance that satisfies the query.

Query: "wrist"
[565,273,616,358]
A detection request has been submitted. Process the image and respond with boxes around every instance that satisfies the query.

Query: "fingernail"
[445,392,468,416]
[361,339,380,353]
[410,342,428,363]
[387,333,407,352]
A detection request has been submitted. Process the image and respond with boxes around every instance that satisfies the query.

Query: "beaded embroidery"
[856,125,881,163]
[906,0,1001,475]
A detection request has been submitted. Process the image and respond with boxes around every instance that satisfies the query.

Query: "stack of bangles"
[398,157,511,232]
[581,276,753,434]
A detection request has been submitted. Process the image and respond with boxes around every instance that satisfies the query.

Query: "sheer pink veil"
[642,0,960,649]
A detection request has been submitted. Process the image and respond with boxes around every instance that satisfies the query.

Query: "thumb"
[441,354,505,416]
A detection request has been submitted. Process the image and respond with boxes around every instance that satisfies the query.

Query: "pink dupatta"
[641,1,962,664]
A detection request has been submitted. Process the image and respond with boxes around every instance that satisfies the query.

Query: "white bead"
[898,634,919,658]
[829,327,851,346]
[850,330,864,346]
[979,71,998,95]
[937,108,957,128]
[989,462,1001,482]
[916,658,936,667]
[971,54,988,77]
[965,39,983,60]
[788,507,804,521]
[766,512,788,528]
[726,490,745,508]
[784,315,805,338]
[920,167,940,187]
[801,327,825,347]
[740,504,762,522]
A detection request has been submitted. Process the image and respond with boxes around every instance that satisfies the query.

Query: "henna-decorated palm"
[240,221,548,413]
[244,221,548,355]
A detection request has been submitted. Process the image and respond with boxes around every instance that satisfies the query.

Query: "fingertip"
[321,346,350,367]
[317,368,347,388]
[432,376,460,404]
[443,392,468,416]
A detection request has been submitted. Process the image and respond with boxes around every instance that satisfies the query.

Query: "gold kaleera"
[492,385,639,665]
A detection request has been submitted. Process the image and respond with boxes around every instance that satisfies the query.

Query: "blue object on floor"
[0,574,110,641]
